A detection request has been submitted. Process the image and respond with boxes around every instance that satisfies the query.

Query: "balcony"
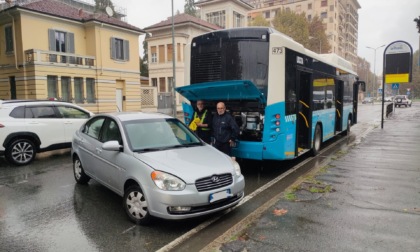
[25,49,96,68]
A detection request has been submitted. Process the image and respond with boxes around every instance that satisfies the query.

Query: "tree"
[410,50,420,99]
[184,0,196,17]
[272,9,309,47]
[356,56,374,97]
[249,13,270,27]
[140,34,150,77]
[94,0,115,16]
[308,16,331,54]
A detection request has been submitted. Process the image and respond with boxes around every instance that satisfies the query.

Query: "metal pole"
[171,0,177,117]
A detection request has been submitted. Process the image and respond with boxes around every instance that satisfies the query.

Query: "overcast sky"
[113,0,420,74]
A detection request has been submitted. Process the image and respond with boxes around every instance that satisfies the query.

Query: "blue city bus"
[176,27,365,161]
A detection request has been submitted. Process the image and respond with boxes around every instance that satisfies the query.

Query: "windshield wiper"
[135,147,166,153]
[183,142,203,147]
[135,143,201,152]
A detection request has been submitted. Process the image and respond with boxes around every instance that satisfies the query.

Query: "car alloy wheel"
[123,186,151,225]
[6,139,36,166]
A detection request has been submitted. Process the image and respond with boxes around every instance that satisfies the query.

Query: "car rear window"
[9,106,25,118]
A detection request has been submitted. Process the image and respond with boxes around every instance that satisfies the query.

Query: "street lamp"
[366,44,385,98]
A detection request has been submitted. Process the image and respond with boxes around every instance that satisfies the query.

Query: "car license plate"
[209,189,232,203]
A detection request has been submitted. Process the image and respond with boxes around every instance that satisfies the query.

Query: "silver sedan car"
[71,112,245,225]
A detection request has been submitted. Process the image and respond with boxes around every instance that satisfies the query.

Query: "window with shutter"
[47,29,74,63]
[167,44,173,62]
[151,46,157,63]
[158,45,165,63]
[111,37,130,61]
[5,26,14,53]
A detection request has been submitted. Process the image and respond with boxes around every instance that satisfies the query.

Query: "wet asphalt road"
[0,103,384,251]
[207,102,420,252]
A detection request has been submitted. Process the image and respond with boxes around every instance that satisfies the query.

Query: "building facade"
[0,0,145,113]
[144,0,253,113]
[144,14,221,113]
[195,0,254,29]
[247,0,360,69]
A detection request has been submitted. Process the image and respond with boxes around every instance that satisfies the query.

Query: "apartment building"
[195,0,254,29]
[144,0,253,113]
[247,0,360,69]
[0,0,145,113]
[144,14,220,113]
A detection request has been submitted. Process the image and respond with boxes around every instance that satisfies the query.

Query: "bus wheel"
[345,117,351,136]
[312,124,322,156]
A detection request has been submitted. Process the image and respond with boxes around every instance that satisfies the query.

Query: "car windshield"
[123,118,203,152]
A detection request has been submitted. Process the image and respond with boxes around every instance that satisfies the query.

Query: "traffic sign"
[392,83,400,90]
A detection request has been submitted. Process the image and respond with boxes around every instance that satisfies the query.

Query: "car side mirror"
[354,81,366,92]
[102,140,122,151]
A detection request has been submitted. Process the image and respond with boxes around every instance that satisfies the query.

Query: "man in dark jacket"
[212,102,239,156]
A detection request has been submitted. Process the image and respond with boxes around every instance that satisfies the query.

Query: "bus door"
[296,69,312,155]
[352,83,359,124]
[335,80,344,132]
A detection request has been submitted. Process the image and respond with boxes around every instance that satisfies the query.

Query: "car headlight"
[231,159,242,176]
[151,171,186,191]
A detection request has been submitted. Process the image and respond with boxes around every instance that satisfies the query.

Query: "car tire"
[123,185,152,225]
[73,156,90,184]
[312,124,322,156]
[5,138,36,166]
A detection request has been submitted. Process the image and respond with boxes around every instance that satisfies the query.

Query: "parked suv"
[0,100,93,165]
[394,95,412,107]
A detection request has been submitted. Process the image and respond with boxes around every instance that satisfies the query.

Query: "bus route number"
[272,47,283,54]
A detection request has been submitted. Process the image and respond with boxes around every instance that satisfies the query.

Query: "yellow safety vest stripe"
[194,110,210,131]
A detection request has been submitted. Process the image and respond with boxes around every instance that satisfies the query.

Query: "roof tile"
[144,13,221,31]
[16,0,144,33]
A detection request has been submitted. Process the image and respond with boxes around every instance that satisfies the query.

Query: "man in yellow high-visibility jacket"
[190,100,212,144]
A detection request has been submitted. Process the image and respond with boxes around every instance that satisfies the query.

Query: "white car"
[0,100,93,165]
[394,95,412,107]
[71,112,245,225]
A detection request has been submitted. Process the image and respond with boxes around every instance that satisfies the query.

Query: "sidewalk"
[207,107,420,252]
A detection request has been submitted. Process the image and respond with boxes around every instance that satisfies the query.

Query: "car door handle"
[96,148,102,154]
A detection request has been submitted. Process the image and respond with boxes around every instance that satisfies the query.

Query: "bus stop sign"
[381,41,413,129]
[384,41,413,84]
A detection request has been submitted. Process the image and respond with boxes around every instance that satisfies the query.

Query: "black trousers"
[214,141,231,156]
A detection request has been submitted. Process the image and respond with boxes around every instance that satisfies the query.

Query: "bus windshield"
[191,38,269,96]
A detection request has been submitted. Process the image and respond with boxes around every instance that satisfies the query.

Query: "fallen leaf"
[273,208,288,216]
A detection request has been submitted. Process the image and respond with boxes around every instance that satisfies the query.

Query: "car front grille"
[195,173,233,192]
